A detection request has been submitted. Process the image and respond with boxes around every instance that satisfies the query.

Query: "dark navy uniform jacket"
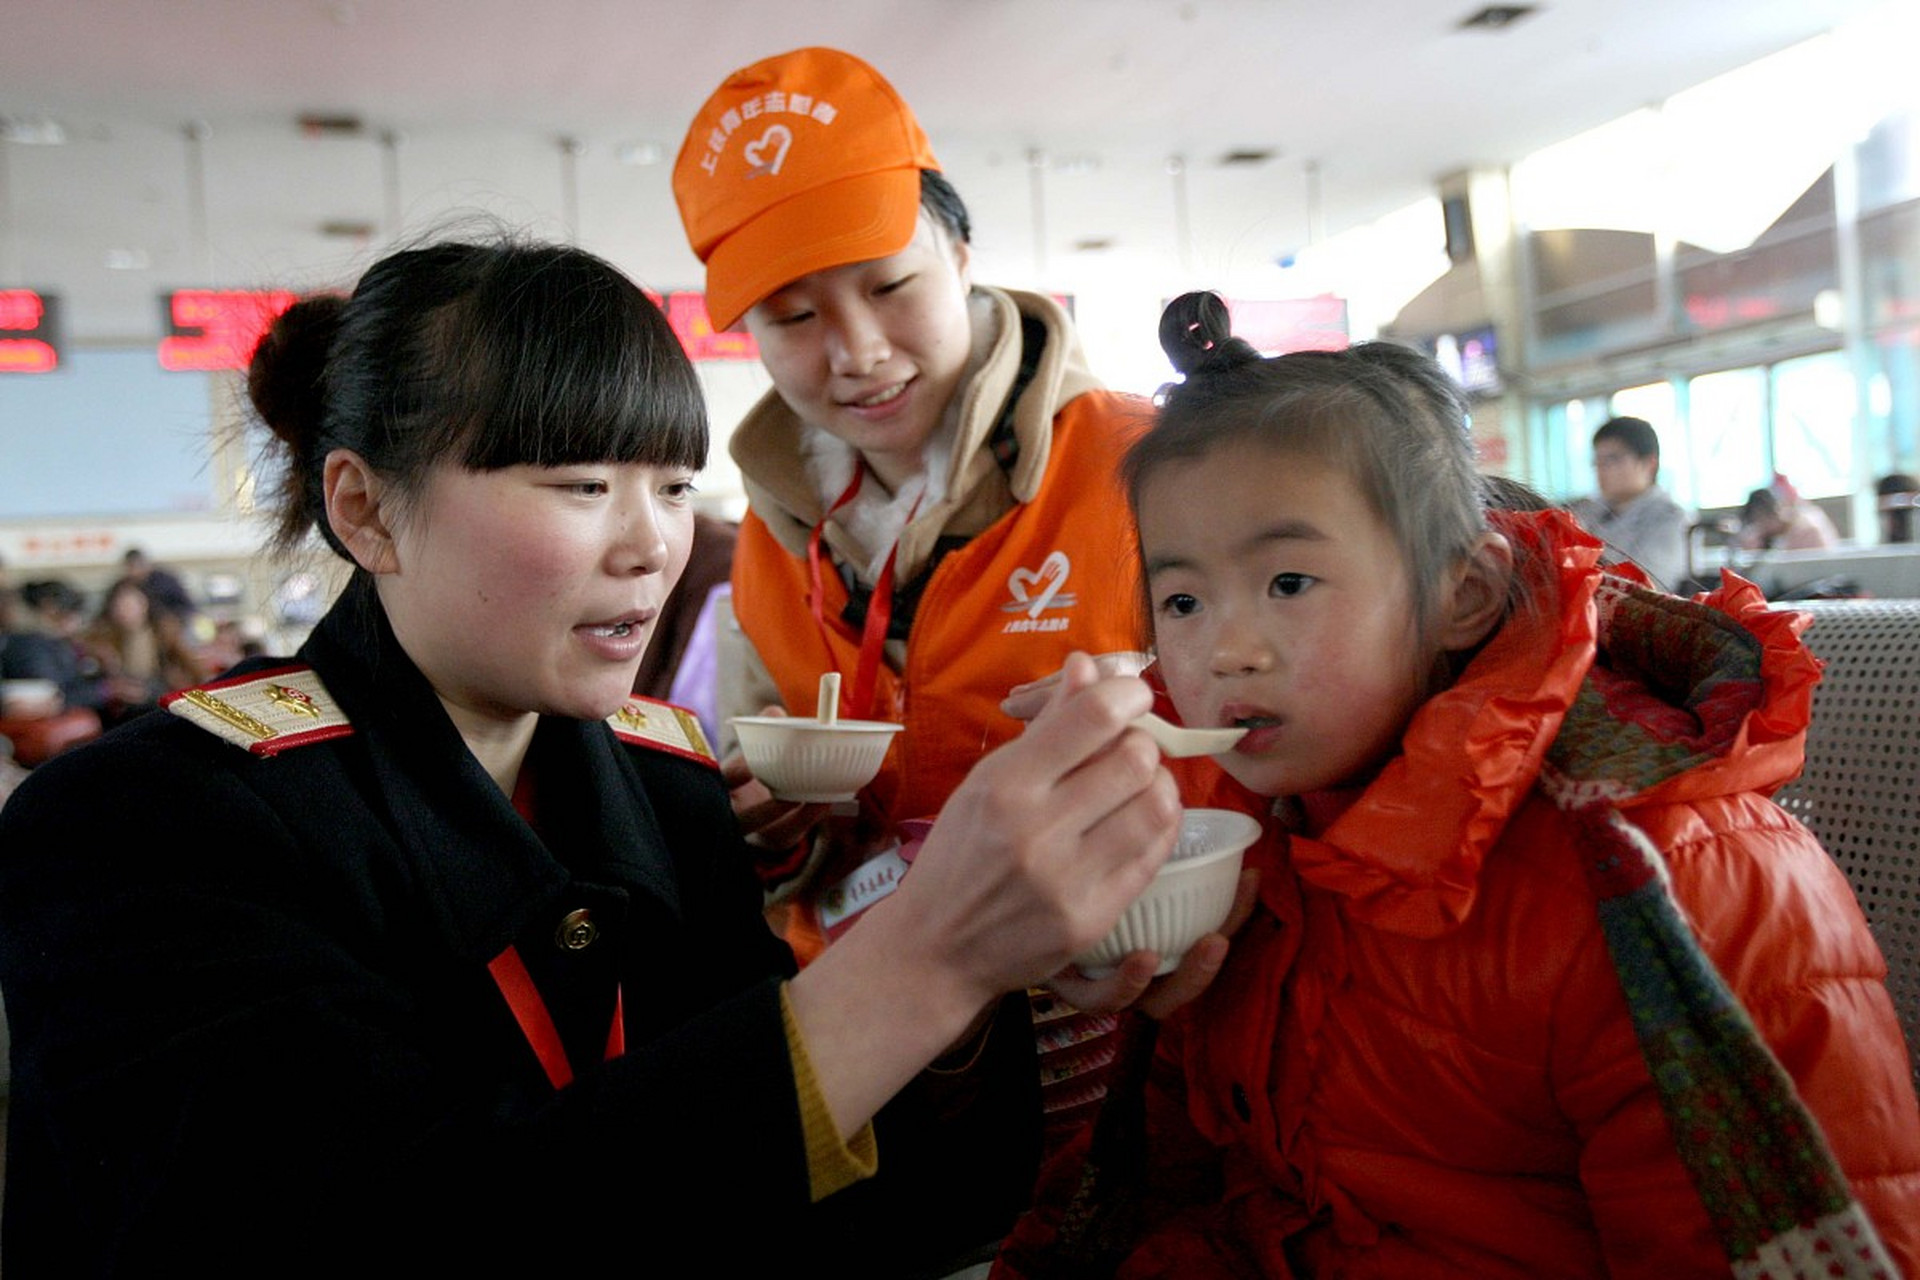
[0,574,1037,1277]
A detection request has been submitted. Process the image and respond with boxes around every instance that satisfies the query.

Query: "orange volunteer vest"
[733,392,1146,829]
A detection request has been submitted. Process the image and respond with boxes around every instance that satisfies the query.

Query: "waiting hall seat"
[0,706,101,768]
[1770,599,1920,1091]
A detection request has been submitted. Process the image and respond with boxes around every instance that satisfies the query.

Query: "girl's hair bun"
[247,295,345,452]
[1158,290,1260,377]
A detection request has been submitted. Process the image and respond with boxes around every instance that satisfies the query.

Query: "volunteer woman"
[673,56,1158,1221]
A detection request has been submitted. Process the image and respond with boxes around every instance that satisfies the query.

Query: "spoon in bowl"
[1131,711,1247,758]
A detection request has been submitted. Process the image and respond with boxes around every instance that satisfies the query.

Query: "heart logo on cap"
[743,124,793,178]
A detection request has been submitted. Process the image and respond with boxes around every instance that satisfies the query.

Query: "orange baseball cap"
[673,47,942,331]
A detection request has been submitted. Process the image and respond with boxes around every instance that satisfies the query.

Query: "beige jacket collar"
[727,285,1103,585]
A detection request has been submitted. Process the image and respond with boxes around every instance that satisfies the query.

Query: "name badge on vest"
[815,819,931,942]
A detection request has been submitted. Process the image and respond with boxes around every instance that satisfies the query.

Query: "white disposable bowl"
[1074,808,1263,977]
[731,715,904,802]
[0,679,61,718]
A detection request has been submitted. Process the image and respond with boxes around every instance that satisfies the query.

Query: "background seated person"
[80,578,209,725]
[11,580,109,717]
[1737,478,1840,552]
[630,510,736,748]
[1876,471,1917,544]
[112,546,197,623]
[1567,415,1690,590]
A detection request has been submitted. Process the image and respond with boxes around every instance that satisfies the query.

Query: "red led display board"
[653,291,760,362]
[152,289,753,370]
[0,289,63,373]
[159,290,298,371]
[1221,296,1350,355]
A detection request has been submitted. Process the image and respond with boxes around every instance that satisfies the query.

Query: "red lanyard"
[488,945,625,1091]
[807,465,919,721]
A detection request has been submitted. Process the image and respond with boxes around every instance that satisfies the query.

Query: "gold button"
[555,908,597,951]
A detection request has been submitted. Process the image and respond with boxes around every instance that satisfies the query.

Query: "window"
[1686,368,1770,509]
[1771,350,1855,499]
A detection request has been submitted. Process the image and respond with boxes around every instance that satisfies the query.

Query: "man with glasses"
[1569,415,1690,590]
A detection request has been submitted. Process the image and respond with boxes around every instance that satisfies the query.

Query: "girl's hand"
[723,707,831,852]
[1045,867,1260,1019]
[999,651,1151,722]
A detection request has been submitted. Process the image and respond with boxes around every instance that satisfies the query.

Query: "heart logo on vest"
[1007,551,1074,619]
[743,124,793,178]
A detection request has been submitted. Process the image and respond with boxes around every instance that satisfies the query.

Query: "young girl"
[998,293,1920,1278]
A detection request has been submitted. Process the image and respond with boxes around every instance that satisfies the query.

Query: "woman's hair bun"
[1158,290,1259,377]
[247,294,345,451]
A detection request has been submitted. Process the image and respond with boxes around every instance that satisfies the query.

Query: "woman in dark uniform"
[0,239,1180,1276]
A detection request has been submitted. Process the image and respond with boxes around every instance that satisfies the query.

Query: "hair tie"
[1157,292,1225,373]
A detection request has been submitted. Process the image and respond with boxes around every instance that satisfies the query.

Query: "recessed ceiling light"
[104,248,151,271]
[1458,5,1538,31]
[318,220,377,239]
[1072,237,1115,252]
[1220,148,1278,167]
[2,116,69,146]
[297,113,365,138]
[616,142,664,167]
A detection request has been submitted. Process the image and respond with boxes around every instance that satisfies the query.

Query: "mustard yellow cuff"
[780,982,879,1202]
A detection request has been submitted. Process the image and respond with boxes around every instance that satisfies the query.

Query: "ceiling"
[0,0,1894,344]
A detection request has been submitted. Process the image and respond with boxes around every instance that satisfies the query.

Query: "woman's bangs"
[453,253,708,473]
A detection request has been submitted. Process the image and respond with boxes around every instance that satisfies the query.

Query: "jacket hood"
[1292,508,1821,938]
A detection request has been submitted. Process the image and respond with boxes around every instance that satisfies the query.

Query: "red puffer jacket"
[1001,511,1920,1279]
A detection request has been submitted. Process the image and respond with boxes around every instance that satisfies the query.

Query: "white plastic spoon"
[816,672,842,725]
[1131,711,1247,758]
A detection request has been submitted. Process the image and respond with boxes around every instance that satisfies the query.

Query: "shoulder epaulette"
[162,663,355,757]
[606,697,717,770]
